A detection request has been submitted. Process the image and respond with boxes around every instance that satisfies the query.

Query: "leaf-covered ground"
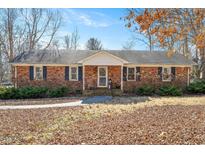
[0,96,205,144]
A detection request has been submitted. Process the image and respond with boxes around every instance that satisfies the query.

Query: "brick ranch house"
[11,50,194,94]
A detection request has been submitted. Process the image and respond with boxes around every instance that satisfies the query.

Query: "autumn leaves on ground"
[0,96,205,144]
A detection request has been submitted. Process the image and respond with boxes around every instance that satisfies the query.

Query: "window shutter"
[136,67,141,81]
[29,66,34,80]
[78,66,83,81]
[65,66,69,80]
[158,67,162,80]
[123,67,127,81]
[171,67,176,81]
[43,66,47,80]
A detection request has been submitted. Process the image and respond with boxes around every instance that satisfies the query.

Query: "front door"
[98,66,107,87]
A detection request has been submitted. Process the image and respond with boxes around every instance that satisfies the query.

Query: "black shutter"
[65,66,69,80]
[29,66,34,80]
[171,67,176,81]
[43,66,47,80]
[78,66,83,81]
[123,67,127,81]
[136,67,141,81]
[158,67,162,80]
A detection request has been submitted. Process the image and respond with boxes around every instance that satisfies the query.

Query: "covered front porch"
[77,51,128,95]
[83,65,123,95]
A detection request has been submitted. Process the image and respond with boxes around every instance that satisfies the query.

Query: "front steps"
[83,88,122,96]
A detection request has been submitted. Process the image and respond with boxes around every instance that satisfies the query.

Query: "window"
[70,66,78,80]
[127,67,135,81]
[162,67,171,81]
[35,66,43,80]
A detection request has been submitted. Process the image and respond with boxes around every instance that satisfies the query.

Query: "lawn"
[0,96,205,144]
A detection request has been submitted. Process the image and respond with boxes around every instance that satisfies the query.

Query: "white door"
[98,66,107,87]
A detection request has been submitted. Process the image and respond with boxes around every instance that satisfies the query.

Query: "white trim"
[121,65,123,91]
[97,66,108,87]
[11,63,192,68]
[124,64,192,67]
[187,67,190,86]
[69,66,78,81]
[162,67,171,82]
[78,51,129,64]
[127,67,136,81]
[83,65,85,90]
[14,66,17,88]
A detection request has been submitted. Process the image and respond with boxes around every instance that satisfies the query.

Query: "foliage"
[47,87,70,98]
[0,86,69,99]
[187,80,205,94]
[0,87,18,99]
[157,85,183,96]
[17,87,48,99]
[135,85,154,96]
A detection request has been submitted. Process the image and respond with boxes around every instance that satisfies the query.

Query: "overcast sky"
[56,8,147,50]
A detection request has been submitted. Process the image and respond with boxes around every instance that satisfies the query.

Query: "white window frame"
[97,66,108,87]
[34,66,43,80]
[127,67,136,81]
[69,66,78,81]
[162,67,171,82]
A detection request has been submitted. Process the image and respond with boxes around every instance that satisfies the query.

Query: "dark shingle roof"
[12,50,194,65]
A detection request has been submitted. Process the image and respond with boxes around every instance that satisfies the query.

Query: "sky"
[57,8,147,50]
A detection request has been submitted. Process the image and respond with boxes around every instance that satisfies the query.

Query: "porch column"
[83,64,85,90]
[121,65,123,91]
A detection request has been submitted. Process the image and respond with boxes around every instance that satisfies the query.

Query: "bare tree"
[21,9,62,51]
[86,38,103,50]
[122,38,136,50]
[71,27,80,50]
[64,34,71,50]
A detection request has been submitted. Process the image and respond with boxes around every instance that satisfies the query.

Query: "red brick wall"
[13,65,189,93]
[14,66,82,91]
[123,67,189,92]
[108,66,121,89]
[84,65,98,89]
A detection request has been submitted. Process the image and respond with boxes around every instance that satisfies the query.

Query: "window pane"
[99,68,106,76]
[128,68,135,80]
[71,74,77,80]
[99,77,106,86]
[163,67,171,81]
[71,67,77,73]
[35,67,42,80]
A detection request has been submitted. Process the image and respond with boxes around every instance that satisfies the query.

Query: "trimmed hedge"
[0,86,70,99]
[157,85,183,96]
[47,87,70,98]
[186,80,205,94]
[135,85,154,96]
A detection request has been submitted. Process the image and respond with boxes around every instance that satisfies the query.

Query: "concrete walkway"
[0,100,84,110]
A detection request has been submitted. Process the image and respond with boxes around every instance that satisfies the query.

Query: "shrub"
[0,87,18,99]
[17,87,48,99]
[47,86,69,98]
[157,85,183,96]
[186,80,205,94]
[135,85,154,96]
